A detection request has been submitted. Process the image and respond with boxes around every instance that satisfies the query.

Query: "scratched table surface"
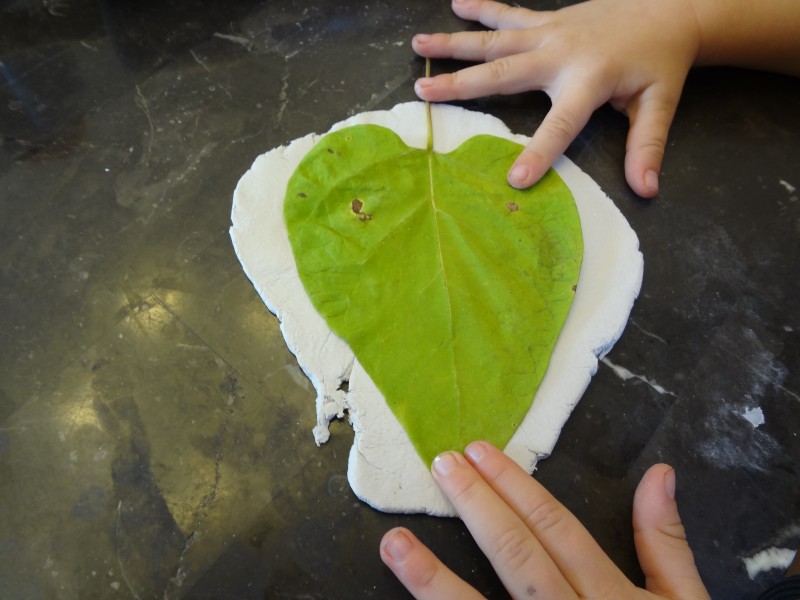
[1,1,799,599]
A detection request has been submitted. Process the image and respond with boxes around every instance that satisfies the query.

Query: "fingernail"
[383,529,413,561]
[414,78,434,99]
[415,77,434,90]
[465,441,488,463]
[508,164,530,188]
[664,468,676,499]
[432,451,459,475]
[414,33,431,44]
[644,169,659,194]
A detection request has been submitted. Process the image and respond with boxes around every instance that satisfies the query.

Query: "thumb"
[632,464,710,599]
[623,84,681,198]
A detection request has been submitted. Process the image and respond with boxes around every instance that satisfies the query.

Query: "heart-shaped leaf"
[284,124,582,466]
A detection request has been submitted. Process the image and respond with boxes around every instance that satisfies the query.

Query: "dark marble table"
[1,1,798,598]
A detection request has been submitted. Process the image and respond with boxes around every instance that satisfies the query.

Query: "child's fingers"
[432,451,580,600]
[451,0,544,30]
[509,83,603,188]
[380,527,484,600]
[414,51,552,102]
[623,83,681,197]
[412,29,541,62]
[463,442,635,598]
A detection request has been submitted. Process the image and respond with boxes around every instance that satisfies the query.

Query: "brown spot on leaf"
[572,284,578,292]
[505,202,519,212]
[327,147,334,154]
[351,198,372,221]
[297,192,307,198]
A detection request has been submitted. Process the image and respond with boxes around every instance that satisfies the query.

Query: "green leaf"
[284,124,582,467]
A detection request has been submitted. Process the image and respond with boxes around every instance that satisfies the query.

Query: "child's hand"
[413,0,702,197]
[380,441,711,599]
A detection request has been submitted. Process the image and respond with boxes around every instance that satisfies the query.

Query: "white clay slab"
[230,102,643,516]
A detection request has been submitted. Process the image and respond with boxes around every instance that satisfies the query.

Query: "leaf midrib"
[426,149,462,435]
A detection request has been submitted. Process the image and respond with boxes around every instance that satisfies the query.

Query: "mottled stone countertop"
[1,1,798,599]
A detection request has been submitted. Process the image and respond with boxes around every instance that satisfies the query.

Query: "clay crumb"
[351,198,372,221]
[505,202,519,212]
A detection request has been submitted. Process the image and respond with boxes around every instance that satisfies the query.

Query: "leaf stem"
[425,58,433,151]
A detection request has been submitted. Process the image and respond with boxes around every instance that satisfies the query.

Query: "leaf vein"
[427,151,461,435]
